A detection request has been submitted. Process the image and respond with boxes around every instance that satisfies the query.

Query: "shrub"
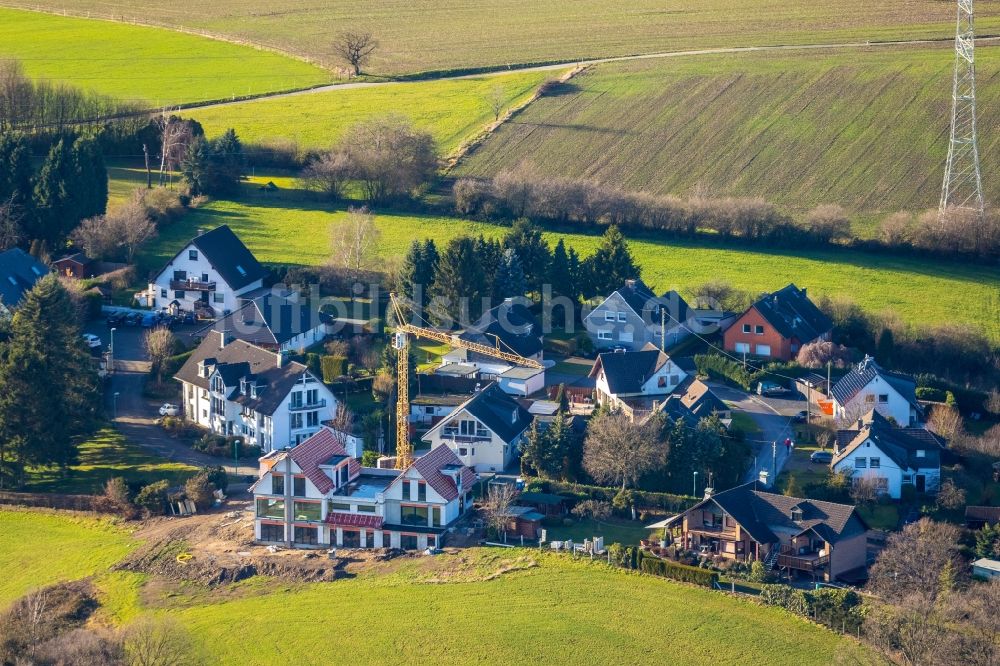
[915,386,947,402]
[204,465,228,493]
[639,555,719,587]
[361,450,380,467]
[305,353,322,378]
[134,480,170,516]
[747,560,772,583]
[759,584,811,616]
[184,472,215,510]
[321,355,347,383]
[544,337,576,356]
[160,350,193,379]
[100,477,137,518]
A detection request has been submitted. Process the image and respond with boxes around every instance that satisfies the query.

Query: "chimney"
[275,350,284,368]
[624,279,636,289]
[703,486,714,500]
[196,228,205,237]
[218,329,230,349]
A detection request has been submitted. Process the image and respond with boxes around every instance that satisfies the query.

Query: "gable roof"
[287,429,352,494]
[0,248,48,309]
[590,345,675,395]
[678,379,728,417]
[422,382,533,444]
[174,330,314,415]
[748,283,831,343]
[833,410,943,470]
[459,300,542,359]
[830,356,920,412]
[409,444,476,501]
[53,252,94,267]
[197,291,327,348]
[695,483,867,545]
[590,279,691,324]
[163,225,266,291]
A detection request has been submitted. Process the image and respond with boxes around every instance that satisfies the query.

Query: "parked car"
[141,313,158,328]
[81,333,102,349]
[124,312,143,326]
[106,312,125,327]
[757,381,791,397]
[159,404,179,417]
[810,450,833,464]
[792,410,809,423]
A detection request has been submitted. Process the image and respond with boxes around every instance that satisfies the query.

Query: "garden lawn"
[25,427,198,494]
[15,0,1000,75]
[189,71,552,155]
[857,505,901,531]
[136,188,1000,342]
[456,44,1000,220]
[0,509,135,608]
[545,517,653,546]
[0,7,329,104]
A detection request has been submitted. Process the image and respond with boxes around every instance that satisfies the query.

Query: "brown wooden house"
[52,252,97,279]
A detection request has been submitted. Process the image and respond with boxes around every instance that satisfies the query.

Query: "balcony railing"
[688,524,738,539]
[442,432,491,443]
[289,398,327,412]
[777,545,830,571]
[170,278,216,292]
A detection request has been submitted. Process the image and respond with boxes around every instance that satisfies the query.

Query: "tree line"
[454,168,1000,260]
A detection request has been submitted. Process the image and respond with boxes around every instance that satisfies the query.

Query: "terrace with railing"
[776,545,830,571]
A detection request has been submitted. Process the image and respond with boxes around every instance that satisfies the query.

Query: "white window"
[598,330,612,340]
[605,311,615,322]
[290,413,303,429]
[189,249,198,260]
[755,344,771,356]
[734,342,750,354]
[617,312,627,322]
[619,330,633,343]
[870,457,880,469]
[855,457,867,468]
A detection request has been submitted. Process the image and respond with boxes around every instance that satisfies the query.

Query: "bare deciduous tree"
[848,470,880,506]
[803,204,851,244]
[869,518,961,605]
[156,113,197,186]
[71,189,157,262]
[122,616,194,666]
[329,206,381,286]
[327,403,356,451]
[795,340,852,369]
[936,478,966,511]
[332,31,378,76]
[481,482,518,540]
[339,115,438,203]
[300,150,352,200]
[143,327,176,383]
[486,85,506,121]
[583,410,664,491]
[927,404,964,442]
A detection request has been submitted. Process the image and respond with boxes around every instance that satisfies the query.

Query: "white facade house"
[832,411,944,498]
[584,279,695,351]
[252,430,475,550]
[146,225,267,317]
[175,331,337,451]
[589,344,688,409]
[831,356,923,426]
[197,289,330,353]
[421,383,533,473]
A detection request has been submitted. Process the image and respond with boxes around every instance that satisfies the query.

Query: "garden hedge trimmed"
[639,555,718,587]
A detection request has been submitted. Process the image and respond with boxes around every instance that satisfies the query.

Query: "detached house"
[585,279,695,351]
[146,225,267,317]
[669,483,869,582]
[831,410,944,497]
[831,355,923,426]
[439,300,545,396]
[590,344,688,419]
[723,284,831,361]
[175,330,337,451]
[0,248,48,314]
[421,382,533,473]
[197,289,330,353]
[252,430,475,550]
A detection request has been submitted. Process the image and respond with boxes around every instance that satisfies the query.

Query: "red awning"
[325,512,383,529]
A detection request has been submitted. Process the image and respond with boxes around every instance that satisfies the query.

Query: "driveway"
[705,381,801,485]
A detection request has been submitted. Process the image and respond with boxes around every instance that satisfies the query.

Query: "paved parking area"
[84,316,205,363]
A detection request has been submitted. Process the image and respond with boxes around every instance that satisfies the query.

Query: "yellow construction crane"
[388,292,543,469]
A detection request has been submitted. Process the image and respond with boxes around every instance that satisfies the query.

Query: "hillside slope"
[455,44,1000,217]
[5,0,998,74]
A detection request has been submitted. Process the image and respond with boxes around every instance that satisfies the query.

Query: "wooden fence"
[0,490,102,512]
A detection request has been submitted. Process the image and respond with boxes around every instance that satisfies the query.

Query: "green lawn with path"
[0,7,329,104]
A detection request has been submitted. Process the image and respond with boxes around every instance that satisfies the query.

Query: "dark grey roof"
[611,279,690,324]
[0,249,48,309]
[750,283,831,343]
[198,291,327,348]
[432,382,532,443]
[678,378,728,418]
[461,301,542,359]
[590,346,672,395]
[830,356,920,412]
[693,483,867,545]
[174,330,312,415]
[834,411,943,470]
[171,225,266,291]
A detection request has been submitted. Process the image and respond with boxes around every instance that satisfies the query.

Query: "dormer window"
[250,384,258,399]
[198,362,209,378]
[240,378,247,395]
[211,375,225,393]
[916,449,925,458]
[236,265,247,277]
[791,507,803,522]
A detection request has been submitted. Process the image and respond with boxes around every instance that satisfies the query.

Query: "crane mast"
[388,293,542,469]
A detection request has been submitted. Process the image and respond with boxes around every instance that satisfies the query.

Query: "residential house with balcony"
[830,355,923,426]
[589,344,688,420]
[174,330,336,451]
[196,289,330,353]
[666,483,869,582]
[584,279,695,351]
[421,382,533,473]
[0,248,48,315]
[831,410,944,497]
[146,225,267,317]
[723,283,831,361]
[252,430,475,550]
[439,300,545,396]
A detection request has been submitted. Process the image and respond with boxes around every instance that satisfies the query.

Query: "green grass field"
[0,7,329,104]
[0,510,874,663]
[188,70,552,154]
[0,509,135,608]
[456,44,1000,218]
[9,0,998,75]
[134,182,1000,342]
[25,428,197,494]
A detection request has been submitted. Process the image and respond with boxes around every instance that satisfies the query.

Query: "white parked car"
[81,333,102,349]
[159,403,179,417]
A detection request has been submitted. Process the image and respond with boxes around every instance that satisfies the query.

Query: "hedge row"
[693,353,802,392]
[639,555,719,587]
[759,584,863,631]
[529,479,696,512]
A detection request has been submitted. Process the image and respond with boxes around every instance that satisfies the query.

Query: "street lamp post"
[108,327,116,375]
[112,392,120,420]
[693,470,698,498]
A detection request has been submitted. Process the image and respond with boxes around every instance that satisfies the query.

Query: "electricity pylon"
[940,0,985,219]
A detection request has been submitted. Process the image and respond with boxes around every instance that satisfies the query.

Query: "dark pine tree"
[493,247,527,301]
[584,225,640,298]
[503,218,550,293]
[71,136,108,226]
[430,235,487,326]
[0,133,34,209]
[31,138,76,246]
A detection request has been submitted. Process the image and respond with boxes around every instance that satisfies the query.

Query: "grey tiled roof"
[833,410,943,470]
[161,225,266,292]
[198,291,328,347]
[830,357,920,412]
[750,283,831,343]
[0,248,48,309]
[460,301,542,359]
[424,382,532,443]
[590,346,672,395]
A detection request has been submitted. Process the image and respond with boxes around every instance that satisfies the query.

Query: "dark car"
[810,450,833,465]
[105,312,125,327]
[124,312,143,326]
[792,410,809,423]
